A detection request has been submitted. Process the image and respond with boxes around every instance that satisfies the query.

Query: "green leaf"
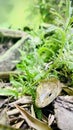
[0,88,18,97]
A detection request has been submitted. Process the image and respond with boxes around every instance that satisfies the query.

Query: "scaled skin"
[35,78,63,108]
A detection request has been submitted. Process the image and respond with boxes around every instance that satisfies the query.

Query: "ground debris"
[54,96,73,130]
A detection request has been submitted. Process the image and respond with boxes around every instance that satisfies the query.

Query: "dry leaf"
[0,108,10,125]
[9,96,32,107]
[7,104,29,116]
[0,124,20,130]
[48,114,54,126]
[15,104,52,130]
[63,87,73,95]
[12,120,24,129]
[31,105,36,118]
[35,78,62,108]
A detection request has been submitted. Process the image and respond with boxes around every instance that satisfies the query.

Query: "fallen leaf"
[48,114,54,126]
[31,105,36,118]
[15,104,52,130]
[12,120,24,129]
[63,87,73,95]
[0,124,20,130]
[0,108,10,125]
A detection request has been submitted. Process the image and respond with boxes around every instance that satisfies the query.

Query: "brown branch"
[0,35,29,71]
[0,28,26,38]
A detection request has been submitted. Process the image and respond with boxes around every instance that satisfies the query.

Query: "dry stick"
[0,71,24,80]
[0,28,25,38]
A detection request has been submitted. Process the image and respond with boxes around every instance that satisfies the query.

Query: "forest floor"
[0,29,73,130]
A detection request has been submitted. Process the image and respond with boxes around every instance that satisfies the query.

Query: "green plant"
[0,0,72,97]
[0,0,73,119]
[36,0,66,24]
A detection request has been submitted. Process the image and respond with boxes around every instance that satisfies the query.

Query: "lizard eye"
[48,93,52,97]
